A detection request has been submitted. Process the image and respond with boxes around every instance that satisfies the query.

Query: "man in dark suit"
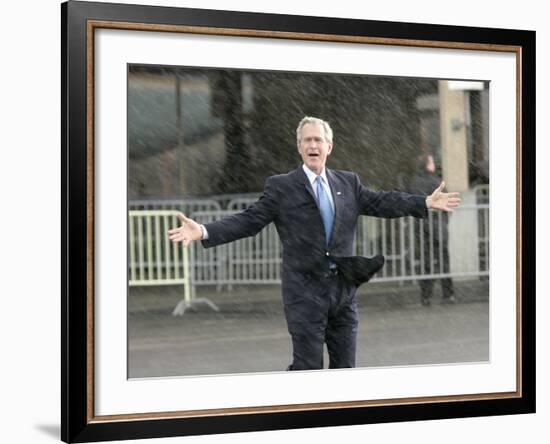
[168,117,460,371]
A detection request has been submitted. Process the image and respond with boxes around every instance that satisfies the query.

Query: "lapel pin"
[336,191,342,196]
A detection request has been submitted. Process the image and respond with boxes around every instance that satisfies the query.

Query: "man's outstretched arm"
[168,177,280,248]
[357,174,461,218]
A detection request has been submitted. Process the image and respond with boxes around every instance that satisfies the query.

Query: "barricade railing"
[128,210,189,285]
[130,196,241,212]
[128,210,218,315]
[128,201,489,311]
[191,202,489,286]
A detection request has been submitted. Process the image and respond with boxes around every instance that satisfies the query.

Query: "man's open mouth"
[308,153,320,157]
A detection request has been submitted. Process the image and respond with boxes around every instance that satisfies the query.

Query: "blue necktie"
[315,176,334,246]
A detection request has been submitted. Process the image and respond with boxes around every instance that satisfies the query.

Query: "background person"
[409,154,456,306]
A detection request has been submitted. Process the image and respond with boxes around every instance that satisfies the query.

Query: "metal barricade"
[129,198,222,214]
[128,200,490,307]
[128,210,219,315]
[128,210,191,311]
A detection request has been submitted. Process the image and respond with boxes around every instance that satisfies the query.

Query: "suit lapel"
[294,166,317,204]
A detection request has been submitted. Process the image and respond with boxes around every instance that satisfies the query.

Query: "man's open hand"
[426,181,461,212]
[168,212,202,246]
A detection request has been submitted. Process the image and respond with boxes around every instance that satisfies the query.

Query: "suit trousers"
[285,271,359,370]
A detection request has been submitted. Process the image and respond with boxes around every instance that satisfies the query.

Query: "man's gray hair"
[296,116,333,144]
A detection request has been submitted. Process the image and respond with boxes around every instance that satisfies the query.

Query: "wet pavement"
[128,279,489,378]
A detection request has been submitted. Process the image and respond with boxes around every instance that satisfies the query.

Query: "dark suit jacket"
[202,167,427,290]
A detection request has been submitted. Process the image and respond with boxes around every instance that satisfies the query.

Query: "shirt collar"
[302,164,329,187]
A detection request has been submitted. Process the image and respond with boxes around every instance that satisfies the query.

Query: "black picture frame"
[61,1,536,442]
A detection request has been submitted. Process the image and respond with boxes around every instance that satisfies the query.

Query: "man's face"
[297,123,333,175]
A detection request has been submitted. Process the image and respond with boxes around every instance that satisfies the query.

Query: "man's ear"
[327,143,333,155]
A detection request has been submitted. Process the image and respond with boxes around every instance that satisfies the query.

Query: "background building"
[128,66,489,199]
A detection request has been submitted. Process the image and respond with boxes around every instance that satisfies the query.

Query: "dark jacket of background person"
[408,163,454,303]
